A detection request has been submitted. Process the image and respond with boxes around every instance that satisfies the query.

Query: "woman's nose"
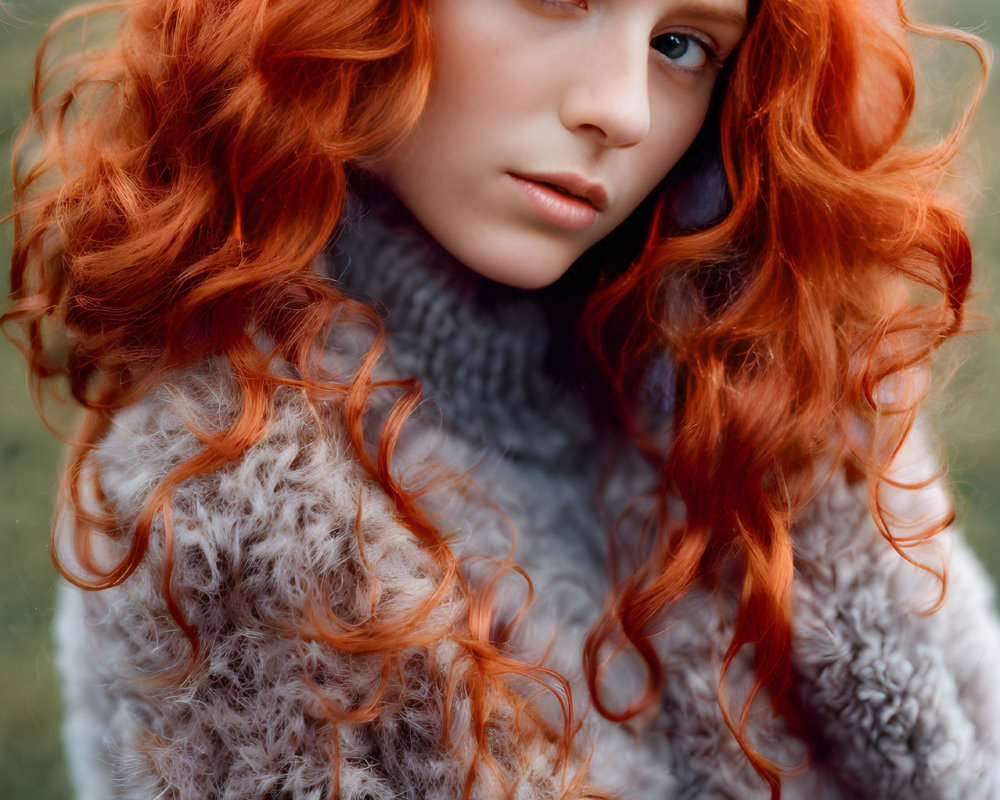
[558,36,651,148]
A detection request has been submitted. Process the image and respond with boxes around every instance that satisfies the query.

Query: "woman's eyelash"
[527,2,723,72]
[651,33,723,72]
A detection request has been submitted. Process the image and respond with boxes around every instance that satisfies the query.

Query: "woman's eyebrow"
[671,1,748,32]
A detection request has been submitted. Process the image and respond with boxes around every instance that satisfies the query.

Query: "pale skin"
[375,0,749,289]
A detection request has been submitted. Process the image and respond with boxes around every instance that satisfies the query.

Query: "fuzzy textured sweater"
[56,205,1000,799]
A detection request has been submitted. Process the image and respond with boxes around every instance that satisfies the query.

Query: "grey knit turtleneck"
[321,195,597,467]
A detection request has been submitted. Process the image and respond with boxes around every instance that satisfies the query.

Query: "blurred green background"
[2,1,998,798]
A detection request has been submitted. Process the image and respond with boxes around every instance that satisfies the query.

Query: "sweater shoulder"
[789,447,1000,798]
[90,360,451,641]
[97,360,356,522]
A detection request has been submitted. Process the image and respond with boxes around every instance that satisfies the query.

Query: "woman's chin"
[431,227,589,290]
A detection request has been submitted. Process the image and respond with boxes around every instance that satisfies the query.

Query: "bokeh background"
[2,1,998,797]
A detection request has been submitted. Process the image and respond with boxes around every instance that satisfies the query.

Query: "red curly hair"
[2,0,990,796]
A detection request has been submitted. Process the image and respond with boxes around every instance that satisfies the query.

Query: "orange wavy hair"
[2,0,990,796]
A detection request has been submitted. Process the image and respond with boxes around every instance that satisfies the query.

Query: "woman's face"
[375,0,748,289]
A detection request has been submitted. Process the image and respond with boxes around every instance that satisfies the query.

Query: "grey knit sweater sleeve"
[54,367,598,800]
[786,452,1000,800]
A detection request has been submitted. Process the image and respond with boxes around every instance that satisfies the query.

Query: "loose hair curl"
[3,0,990,796]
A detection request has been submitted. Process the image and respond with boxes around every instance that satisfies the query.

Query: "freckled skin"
[373,0,747,289]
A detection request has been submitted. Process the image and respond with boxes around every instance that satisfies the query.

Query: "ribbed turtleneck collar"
[320,193,597,467]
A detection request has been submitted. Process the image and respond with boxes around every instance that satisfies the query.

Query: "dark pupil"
[654,33,689,59]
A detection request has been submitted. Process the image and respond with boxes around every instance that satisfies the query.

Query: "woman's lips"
[507,172,606,231]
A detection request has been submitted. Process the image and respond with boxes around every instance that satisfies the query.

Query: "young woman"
[5,0,999,797]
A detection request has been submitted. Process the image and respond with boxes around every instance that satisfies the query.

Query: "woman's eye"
[650,33,715,71]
